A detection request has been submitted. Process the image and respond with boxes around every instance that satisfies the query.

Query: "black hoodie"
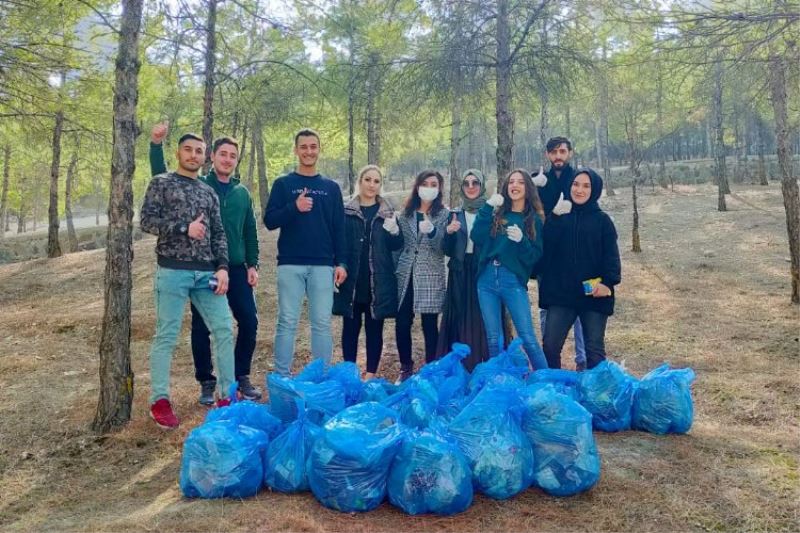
[537,168,621,316]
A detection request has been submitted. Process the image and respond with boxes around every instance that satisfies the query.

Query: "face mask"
[418,186,438,202]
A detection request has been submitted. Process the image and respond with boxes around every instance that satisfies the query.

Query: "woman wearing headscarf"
[435,169,492,370]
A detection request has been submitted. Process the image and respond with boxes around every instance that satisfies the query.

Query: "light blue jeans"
[540,308,586,367]
[274,264,334,376]
[477,264,548,370]
[149,267,234,403]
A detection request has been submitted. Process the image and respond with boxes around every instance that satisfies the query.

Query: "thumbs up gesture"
[552,193,572,216]
[418,214,434,235]
[532,165,547,187]
[383,214,400,235]
[446,212,461,234]
[188,213,206,240]
[296,187,313,212]
[487,193,505,208]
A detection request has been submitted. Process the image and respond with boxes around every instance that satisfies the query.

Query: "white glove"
[487,193,504,207]
[532,166,547,187]
[506,224,523,243]
[552,193,572,216]
[383,215,399,236]
[418,218,434,235]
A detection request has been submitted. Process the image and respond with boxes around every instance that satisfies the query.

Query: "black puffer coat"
[333,196,403,319]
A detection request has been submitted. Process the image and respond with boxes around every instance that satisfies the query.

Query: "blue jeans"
[542,306,608,370]
[149,267,234,403]
[274,265,334,376]
[540,308,585,367]
[190,265,258,382]
[477,264,547,370]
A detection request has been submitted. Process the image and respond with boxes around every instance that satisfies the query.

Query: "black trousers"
[190,265,258,382]
[395,280,439,370]
[341,301,385,374]
[542,306,608,370]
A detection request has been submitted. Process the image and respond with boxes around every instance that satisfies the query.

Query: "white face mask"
[418,186,439,202]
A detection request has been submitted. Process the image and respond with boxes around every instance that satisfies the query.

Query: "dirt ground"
[0,182,797,532]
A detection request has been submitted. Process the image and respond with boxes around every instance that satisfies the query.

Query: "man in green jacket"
[150,122,262,402]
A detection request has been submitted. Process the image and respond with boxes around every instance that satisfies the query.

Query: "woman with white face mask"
[389,169,449,383]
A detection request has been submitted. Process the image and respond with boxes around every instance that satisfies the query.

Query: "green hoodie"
[150,142,259,268]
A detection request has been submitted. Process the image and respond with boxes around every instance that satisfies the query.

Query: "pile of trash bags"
[178,345,696,515]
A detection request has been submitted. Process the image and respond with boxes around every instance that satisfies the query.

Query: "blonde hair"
[358,164,383,181]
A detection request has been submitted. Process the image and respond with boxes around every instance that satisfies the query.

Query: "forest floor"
[0,182,798,532]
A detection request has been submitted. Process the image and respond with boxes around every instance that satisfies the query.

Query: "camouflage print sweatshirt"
[140,172,229,272]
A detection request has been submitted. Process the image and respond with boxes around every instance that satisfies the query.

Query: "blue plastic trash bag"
[362,378,398,403]
[527,369,580,401]
[387,430,473,515]
[448,384,534,500]
[205,401,283,440]
[327,361,365,406]
[180,420,268,499]
[296,358,328,383]
[264,400,322,492]
[382,380,438,429]
[267,374,346,424]
[632,364,696,434]
[468,339,529,396]
[577,361,637,432]
[417,343,471,403]
[308,402,404,512]
[520,384,600,496]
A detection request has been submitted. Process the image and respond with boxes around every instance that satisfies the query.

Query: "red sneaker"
[216,397,232,408]
[150,398,180,429]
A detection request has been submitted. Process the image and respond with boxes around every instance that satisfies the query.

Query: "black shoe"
[198,380,216,406]
[576,361,587,372]
[238,375,262,401]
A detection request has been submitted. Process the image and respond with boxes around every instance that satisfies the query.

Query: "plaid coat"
[395,207,450,314]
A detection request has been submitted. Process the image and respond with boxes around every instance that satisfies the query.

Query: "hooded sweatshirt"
[537,168,621,316]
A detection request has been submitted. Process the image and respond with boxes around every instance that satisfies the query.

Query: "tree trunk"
[757,117,768,185]
[768,53,800,304]
[47,109,64,258]
[255,117,269,215]
[713,59,729,211]
[202,0,218,170]
[366,52,382,167]
[347,67,356,196]
[449,66,463,208]
[495,0,513,181]
[246,126,256,192]
[65,148,79,252]
[632,180,641,252]
[0,145,9,240]
[92,0,143,434]
[656,63,667,188]
[599,43,614,195]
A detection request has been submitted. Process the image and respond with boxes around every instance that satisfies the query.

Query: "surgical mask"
[418,186,438,202]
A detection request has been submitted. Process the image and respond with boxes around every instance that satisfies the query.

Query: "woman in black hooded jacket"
[538,167,621,370]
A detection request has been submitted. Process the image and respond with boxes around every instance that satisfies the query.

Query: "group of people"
[140,125,621,430]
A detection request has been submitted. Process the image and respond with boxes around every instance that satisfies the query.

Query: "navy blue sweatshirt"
[538,168,621,316]
[538,163,577,216]
[263,172,347,267]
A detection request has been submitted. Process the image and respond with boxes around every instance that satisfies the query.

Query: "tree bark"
[246,125,256,192]
[495,0,513,181]
[0,145,9,240]
[47,108,64,257]
[756,117,769,185]
[366,52,382,167]
[449,66,463,207]
[202,0,218,170]
[598,43,614,195]
[656,63,667,188]
[255,117,269,215]
[92,0,143,434]
[65,147,79,252]
[632,180,641,252]
[347,67,356,196]
[713,59,729,211]
[768,53,800,304]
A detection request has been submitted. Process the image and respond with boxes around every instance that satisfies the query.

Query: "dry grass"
[0,183,798,532]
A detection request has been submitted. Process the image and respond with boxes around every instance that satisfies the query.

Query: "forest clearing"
[0,182,797,532]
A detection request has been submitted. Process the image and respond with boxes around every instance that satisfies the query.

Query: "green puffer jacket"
[150,142,259,268]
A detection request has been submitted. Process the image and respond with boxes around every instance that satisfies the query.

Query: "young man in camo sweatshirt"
[150,122,262,404]
[140,133,234,429]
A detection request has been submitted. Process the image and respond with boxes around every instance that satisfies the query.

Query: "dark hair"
[545,136,572,153]
[178,133,204,146]
[212,136,239,154]
[404,169,444,218]
[294,128,320,146]
[491,169,544,241]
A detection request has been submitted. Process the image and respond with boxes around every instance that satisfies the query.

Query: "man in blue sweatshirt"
[264,129,347,375]
[535,136,586,371]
